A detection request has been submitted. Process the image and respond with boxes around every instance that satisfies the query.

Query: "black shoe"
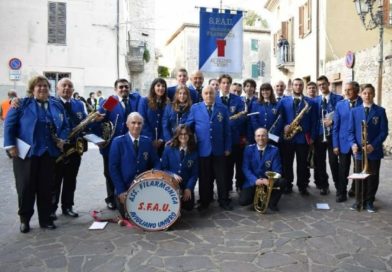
[348,190,355,198]
[299,189,310,196]
[107,202,116,210]
[269,205,280,212]
[49,213,58,221]
[62,208,79,217]
[40,222,57,230]
[364,202,376,213]
[283,187,293,194]
[336,195,348,203]
[320,188,330,195]
[20,222,30,233]
[220,203,234,211]
[350,203,361,211]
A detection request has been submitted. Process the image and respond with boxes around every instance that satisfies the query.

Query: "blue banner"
[199,8,243,75]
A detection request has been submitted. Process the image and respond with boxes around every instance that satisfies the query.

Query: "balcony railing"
[276,44,295,68]
[126,40,145,73]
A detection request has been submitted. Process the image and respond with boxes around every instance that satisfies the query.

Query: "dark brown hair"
[147,78,168,110]
[170,124,196,153]
[258,83,277,104]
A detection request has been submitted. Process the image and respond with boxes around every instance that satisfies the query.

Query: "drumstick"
[155,127,158,141]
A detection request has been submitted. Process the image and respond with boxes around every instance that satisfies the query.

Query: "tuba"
[283,100,310,140]
[253,171,282,213]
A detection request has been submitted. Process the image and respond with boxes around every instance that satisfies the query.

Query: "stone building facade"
[325,41,392,152]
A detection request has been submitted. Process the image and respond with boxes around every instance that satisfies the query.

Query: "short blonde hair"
[27,76,50,96]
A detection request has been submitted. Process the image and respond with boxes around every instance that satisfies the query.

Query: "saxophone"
[283,100,310,140]
[253,171,282,213]
[229,101,248,120]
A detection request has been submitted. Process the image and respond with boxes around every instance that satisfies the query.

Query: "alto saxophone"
[283,100,310,140]
[253,171,282,213]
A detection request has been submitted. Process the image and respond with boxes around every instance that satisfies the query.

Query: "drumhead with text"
[125,178,180,231]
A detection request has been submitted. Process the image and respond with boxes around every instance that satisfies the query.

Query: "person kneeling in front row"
[240,128,286,212]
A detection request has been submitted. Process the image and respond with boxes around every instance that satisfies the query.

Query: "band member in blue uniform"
[216,74,246,192]
[138,78,168,157]
[4,76,69,233]
[306,81,318,99]
[167,68,198,103]
[51,78,88,219]
[186,85,233,211]
[274,80,287,102]
[249,83,280,143]
[313,76,343,195]
[109,112,161,217]
[162,85,192,142]
[236,79,258,190]
[279,78,317,195]
[161,125,198,211]
[348,84,388,212]
[98,79,140,210]
[240,128,286,211]
[333,81,363,202]
[188,70,204,102]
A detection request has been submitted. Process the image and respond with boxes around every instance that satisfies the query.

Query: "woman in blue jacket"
[161,125,198,211]
[138,78,168,156]
[162,85,192,142]
[4,76,69,233]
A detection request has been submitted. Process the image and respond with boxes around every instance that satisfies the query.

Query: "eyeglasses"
[118,85,129,89]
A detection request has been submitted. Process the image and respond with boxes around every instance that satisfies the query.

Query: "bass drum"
[125,170,181,231]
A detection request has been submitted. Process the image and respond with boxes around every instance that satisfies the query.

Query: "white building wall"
[0,0,139,99]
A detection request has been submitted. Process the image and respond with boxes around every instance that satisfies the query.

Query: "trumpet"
[253,171,282,213]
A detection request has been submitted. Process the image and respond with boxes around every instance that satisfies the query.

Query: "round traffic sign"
[9,58,22,70]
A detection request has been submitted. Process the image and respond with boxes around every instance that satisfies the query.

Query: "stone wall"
[326,41,392,153]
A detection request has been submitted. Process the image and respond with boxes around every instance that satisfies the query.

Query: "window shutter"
[281,21,288,39]
[384,0,391,26]
[48,2,66,44]
[251,64,260,78]
[56,3,66,44]
[299,6,304,38]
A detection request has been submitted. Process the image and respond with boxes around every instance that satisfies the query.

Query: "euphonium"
[283,100,310,140]
[253,171,282,213]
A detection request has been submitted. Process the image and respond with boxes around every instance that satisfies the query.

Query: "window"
[299,0,312,38]
[251,39,259,51]
[44,72,71,95]
[251,61,265,78]
[48,2,66,44]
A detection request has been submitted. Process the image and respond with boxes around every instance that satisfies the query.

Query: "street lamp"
[353,0,384,105]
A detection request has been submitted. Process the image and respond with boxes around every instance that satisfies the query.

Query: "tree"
[158,66,170,78]
[243,11,269,28]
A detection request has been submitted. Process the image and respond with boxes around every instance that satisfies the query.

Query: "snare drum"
[125,170,181,231]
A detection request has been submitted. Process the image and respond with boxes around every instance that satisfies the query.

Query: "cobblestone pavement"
[1,129,392,271]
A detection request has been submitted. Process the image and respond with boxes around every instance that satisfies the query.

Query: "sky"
[154,0,270,47]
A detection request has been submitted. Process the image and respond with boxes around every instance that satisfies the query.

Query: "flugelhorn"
[253,171,282,213]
